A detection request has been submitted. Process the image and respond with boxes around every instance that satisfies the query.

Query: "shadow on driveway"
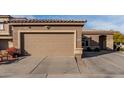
[0,56,27,65]
[83,50,115,58]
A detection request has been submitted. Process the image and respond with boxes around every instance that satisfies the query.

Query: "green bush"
[119,47,124,51]
[86,47,92,52]
[94,48,100,52]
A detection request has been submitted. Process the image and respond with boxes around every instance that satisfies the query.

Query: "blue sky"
[12,15,124,33]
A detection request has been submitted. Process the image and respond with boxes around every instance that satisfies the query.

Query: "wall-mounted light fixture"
[45,26,51,30]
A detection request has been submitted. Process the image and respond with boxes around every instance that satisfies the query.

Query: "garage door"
[0,40,9,50]
[21,33,74,56]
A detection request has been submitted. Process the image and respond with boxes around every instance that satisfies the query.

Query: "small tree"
[113,32,124,44]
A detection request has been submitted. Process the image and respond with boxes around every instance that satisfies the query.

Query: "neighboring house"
[0,15,86,58]
[82,29,114,50]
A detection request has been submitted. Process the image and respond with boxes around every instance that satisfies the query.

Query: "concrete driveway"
[0,56,80,77]
[1,51,124,78]
[81,51,124,75]
[31,56,79,74]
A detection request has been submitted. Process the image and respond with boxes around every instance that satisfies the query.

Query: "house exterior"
[82,29,114,51]
[0,15,86,58]
[0,15,114,58]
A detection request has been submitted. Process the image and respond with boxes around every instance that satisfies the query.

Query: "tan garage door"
[0,40,9,50]
[21,33,74,56]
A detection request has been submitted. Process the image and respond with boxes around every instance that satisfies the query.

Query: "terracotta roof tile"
[10,19,86,23]
[0,15,11,18]
[83,29,114,35]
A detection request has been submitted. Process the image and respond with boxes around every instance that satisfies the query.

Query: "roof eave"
[9,22,85,26]
[82,31,114,35]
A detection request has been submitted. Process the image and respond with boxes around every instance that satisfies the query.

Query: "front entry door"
[99,35,106,50]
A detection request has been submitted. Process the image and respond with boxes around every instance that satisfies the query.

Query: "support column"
[8,40,13,48]
[106,35,113,50]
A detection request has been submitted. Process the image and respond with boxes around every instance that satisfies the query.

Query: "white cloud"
[88,16,124,33]
[10,15,124,34]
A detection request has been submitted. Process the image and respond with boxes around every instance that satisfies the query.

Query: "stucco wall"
[12,25,83,48]
[106,35,113,50]
[0,18,10,35]
[83,35,99,48]
[12,25,83,57]
[83,34,113,50]
[89,35,99,46]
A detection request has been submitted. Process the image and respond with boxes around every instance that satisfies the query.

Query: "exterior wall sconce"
[45,26,51,30]
[29,26,31,29]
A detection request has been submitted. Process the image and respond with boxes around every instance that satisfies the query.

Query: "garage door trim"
[18,30,77,55]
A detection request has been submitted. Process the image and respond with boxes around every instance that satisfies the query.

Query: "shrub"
[94,47,100,52]
[6,47,16,54]
[6,47,20,57]
[86,47,92,52]
[119,47,124,51]
[116,47,120,51]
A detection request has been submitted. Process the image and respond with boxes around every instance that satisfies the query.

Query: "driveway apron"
[32,56,80,75]
[0,56,45,74]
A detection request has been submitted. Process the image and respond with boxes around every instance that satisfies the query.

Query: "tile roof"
[10,19,87,23]
[83,29,114,35]
[0,15,11,18]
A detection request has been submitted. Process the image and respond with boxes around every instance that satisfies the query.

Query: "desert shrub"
[6,47,20,57]
[86,47,92,52]
[116,47,120,51]
[6,47,16,54]
[94,47,100,52]
[119,47,124,51]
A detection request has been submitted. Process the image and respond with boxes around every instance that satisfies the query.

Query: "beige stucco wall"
[89,35,99,46]
[83,34,113,50]
[0,17,12,50]
[12,25,83,57]
[8,40,13,48]
[0,17,10,35]
[106,35,113,50]
[12,26,82,48]
[83,35,99,48]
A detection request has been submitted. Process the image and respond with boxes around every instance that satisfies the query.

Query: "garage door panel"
[0,40,9,50]
[21,33,74,56]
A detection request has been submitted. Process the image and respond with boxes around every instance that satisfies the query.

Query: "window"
[0,23,4,30]
[82,37,89,46]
